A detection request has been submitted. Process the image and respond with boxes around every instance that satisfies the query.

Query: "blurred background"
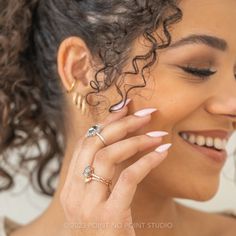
[1,132,236,224]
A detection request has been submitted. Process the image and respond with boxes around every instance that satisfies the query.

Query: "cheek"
[144,78,220,199]
[149,75,207,128]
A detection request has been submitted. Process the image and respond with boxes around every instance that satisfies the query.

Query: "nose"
[204,85,236,123]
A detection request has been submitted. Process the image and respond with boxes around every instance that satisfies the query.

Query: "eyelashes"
[178,66,217,80]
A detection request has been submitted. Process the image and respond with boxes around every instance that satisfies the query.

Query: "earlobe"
[57,37,91,92]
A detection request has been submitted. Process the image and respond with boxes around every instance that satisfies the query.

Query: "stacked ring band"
[83,165,112,192]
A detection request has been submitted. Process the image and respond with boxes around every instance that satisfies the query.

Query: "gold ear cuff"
[66,80,88,116]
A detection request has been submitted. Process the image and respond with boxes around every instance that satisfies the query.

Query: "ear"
[57,36,92,92]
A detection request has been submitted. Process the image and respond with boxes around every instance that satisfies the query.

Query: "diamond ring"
[83,165,112,192]
[85,124,107,146]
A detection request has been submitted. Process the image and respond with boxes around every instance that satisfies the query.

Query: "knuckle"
[81,137,91,149]
[133,135,143,143]
[83,135,102,149]
[139,156,153,170]
[94,135,105,146]
[131,135,157,153]
[95,148,109,163]
[136,135,147,146]
[123,115,150,133]
[96,148,108,158]
[60,189,81,220]
[129,136,144,152]
[126,119,136,133]
[120,169,137,184]
[79,209,92,222]
[101,206,114,220]
[121,116,133,132]
[64,201,78,219]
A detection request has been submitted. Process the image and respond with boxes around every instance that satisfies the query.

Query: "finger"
[106,145,171,213]
[86,132,168,203]
[62,103,129,197]
[102,99,132,124]
[60,101,131,213]
[75,108,157,189]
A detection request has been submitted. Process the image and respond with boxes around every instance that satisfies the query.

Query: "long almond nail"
[146,131,168,137]
[155,143,172,153]
[111,98,132,112]
[134,108,157,117]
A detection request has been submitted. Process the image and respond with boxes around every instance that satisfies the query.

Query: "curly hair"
[0,0,182,196]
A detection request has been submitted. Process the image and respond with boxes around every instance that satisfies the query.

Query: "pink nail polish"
[111,98,132,112]
[155,143,172,153]
[134,108,157,117]
[146,131,168,137]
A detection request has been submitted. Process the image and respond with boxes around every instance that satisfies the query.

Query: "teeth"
[196,135,205,146]
[214,138,225,150]
[206,137,214,147]
[180,132,227,150]
[189,134,196,144]
[181,132,188,140]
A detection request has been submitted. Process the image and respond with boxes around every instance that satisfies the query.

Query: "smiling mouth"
[177,131,228,164]
[178,132,226,152]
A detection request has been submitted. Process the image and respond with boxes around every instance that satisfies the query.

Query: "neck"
[130,181,182,236]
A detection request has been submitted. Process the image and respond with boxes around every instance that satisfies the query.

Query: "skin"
[10,0,236,236]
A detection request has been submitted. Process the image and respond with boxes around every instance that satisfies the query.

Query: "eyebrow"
[167,34,228,51]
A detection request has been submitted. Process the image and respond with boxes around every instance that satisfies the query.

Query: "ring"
[85,124,107,146]
[83,165,112,192]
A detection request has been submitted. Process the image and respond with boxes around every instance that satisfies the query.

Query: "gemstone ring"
[82,165,112,192]
[85,124,107,146]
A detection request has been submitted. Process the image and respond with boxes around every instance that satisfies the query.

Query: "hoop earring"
[66,80,76,93]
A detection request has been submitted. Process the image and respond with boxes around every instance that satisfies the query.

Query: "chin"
[153,172,221,201]
[173,177,221,201]
[190,187,219,202]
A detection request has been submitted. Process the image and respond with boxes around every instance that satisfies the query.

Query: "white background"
[0,132,236,224]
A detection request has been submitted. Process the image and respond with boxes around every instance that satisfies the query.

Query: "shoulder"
[176,203,236,236]
[211,211,236,236]
[194,209,236,236]
[0,216,22,236]
[0,215,7,236]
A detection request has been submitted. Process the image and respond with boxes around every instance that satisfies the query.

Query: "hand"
[60,103,170,236]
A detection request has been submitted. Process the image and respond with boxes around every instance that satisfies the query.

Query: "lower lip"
[179,134,227,164]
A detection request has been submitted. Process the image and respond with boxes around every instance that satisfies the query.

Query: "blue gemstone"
[86,125,101,137]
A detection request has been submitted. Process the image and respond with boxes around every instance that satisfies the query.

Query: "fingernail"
[111,98,132,112]
[146,131,168,137]
[155,143,172,153]
[134,108,158,117]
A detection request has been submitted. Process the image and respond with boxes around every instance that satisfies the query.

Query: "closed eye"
[178,66,217,80]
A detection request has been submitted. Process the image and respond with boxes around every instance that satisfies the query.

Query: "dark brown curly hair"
[0,0,182,196]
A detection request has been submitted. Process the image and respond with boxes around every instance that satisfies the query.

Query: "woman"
[0,0,236,235]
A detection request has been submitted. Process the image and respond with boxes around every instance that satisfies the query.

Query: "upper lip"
[179,129,234,140]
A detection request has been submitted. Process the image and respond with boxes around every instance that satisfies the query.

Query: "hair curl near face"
[0,0,182,196]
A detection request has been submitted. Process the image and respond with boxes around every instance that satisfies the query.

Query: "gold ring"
[83,165,112,191]
[67,80,76,93]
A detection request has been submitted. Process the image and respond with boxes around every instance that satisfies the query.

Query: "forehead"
[170,0,236,50]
